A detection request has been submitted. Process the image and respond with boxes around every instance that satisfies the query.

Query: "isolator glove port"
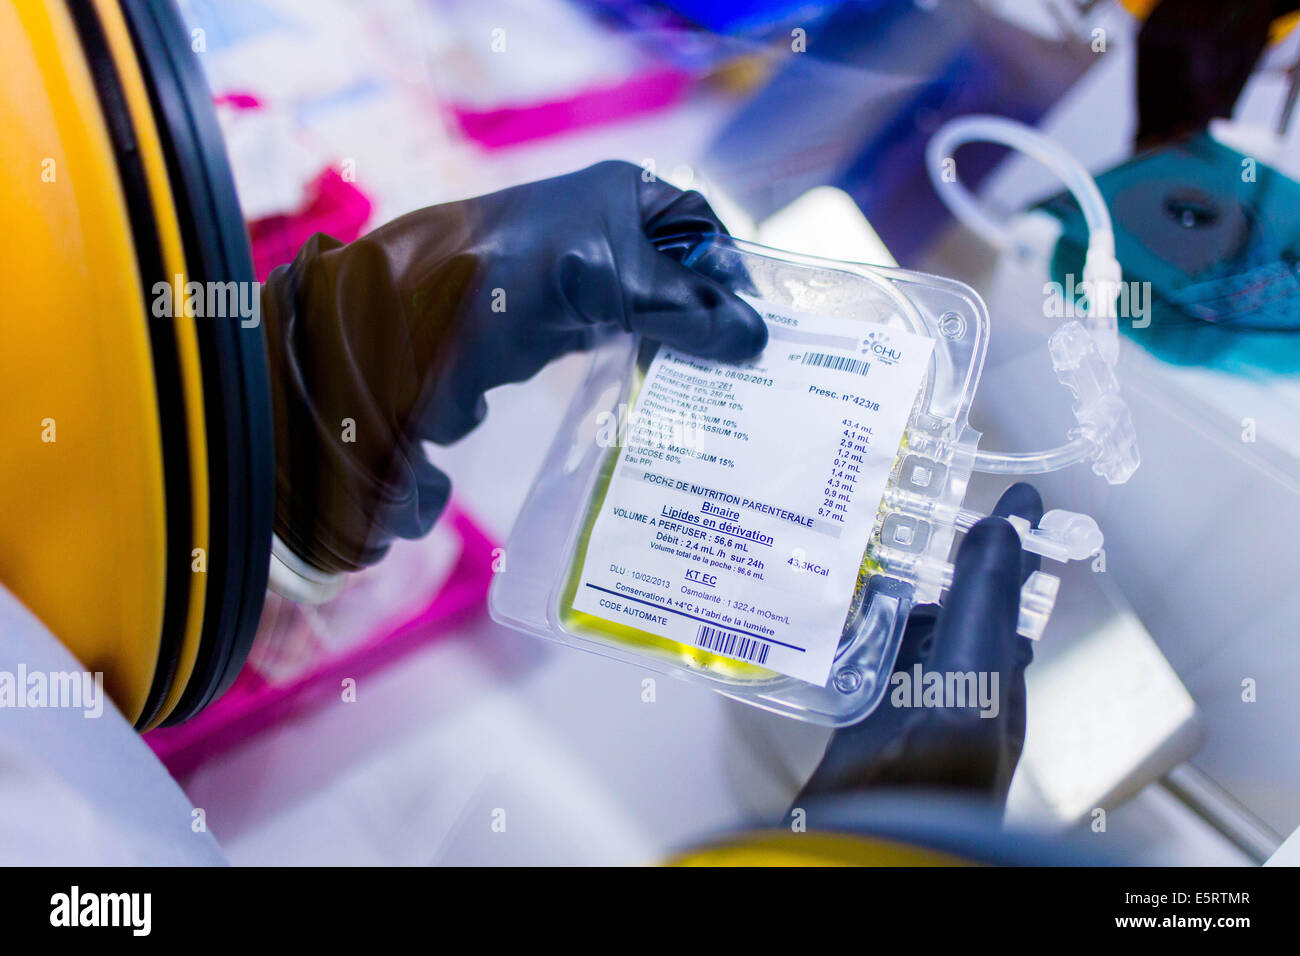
[796,482,1044,805]
[261,161,768,574]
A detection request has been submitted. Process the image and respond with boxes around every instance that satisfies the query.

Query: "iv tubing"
[972,437,1096,475]
[926,115,1121,476]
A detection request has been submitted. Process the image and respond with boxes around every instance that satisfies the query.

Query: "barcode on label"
[695,624,771,665]
[802,351,870,377]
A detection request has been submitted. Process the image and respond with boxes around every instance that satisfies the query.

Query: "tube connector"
[927,115,1140,486]
[1081,240,1122,366]
[1006,509,1103,562]
[1017,571,1059,640]
[1049,320,1140,484]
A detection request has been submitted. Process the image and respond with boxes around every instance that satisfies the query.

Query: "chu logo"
[860,329,902,366]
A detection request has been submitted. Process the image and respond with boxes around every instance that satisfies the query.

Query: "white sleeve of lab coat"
[0,585,227,865]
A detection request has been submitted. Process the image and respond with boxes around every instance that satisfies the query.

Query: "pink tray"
[145,506,497,777]
[448,67,691,149]
[247,167,374,282]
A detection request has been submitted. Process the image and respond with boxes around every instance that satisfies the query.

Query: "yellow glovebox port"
[0,0,168,724]
[89,0,210,729]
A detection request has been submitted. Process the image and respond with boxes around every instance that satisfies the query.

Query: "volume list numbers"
[820,418,872,524]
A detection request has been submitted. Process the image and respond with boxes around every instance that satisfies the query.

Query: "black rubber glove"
[261,161,767,573]
[796,482,1044,806]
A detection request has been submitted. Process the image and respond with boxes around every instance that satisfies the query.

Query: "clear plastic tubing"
[926,115,1121,476]
[924,114,1114,264]
[969,438,1096,475]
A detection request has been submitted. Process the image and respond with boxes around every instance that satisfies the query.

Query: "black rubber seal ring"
[66,0,191,729]
[117,0,273,724]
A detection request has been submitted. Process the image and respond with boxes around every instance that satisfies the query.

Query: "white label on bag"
[572,299,934,686]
